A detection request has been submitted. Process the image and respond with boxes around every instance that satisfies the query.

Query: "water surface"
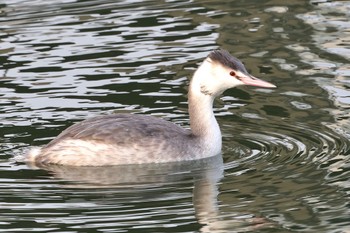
[0,0,349,232]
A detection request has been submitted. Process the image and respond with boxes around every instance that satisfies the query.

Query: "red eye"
[230,71,236,76]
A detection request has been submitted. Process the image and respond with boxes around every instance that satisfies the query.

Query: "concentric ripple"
[223,119,350,186]
[220,120,350,232]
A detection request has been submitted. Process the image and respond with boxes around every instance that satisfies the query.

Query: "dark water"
[1,0,350,232]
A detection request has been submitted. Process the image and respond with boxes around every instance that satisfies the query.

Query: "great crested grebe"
[26,49,276,166]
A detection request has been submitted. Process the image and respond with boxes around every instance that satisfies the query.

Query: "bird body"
[28,114,204,166]
[26,49,275,166]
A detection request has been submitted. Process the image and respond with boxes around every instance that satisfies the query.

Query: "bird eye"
[229,71,236,77]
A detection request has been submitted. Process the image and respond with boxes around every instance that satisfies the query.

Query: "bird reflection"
[28,154,271,232]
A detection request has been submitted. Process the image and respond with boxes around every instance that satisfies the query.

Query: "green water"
[0,0,349,232]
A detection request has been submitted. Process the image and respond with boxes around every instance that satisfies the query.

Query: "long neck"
[188,61,222,152]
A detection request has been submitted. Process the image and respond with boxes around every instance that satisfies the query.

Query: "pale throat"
[187,60,222,146]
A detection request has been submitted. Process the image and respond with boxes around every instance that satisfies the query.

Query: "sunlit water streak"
[0,0,350,232]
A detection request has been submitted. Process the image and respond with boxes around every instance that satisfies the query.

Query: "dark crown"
[208,49,248,73]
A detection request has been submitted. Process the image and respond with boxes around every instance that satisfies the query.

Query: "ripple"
[1,0,350,232]
[220,119,350,231]
[0,155,224,232]
[0,0,219,129]
[224,121,348,166]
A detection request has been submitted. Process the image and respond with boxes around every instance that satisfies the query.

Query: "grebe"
[26,49,276,166]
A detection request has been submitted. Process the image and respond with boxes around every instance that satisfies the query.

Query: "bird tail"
[16,147,42,168]
[26,147,41,161]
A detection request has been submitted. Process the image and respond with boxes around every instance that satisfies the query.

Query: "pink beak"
[240,74,276,88]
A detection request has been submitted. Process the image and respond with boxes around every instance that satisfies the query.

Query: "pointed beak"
[240,74,276,88]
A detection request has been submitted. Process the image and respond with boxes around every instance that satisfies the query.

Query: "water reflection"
[296,1,350,141]
[34,154,224,187]
[22,154,277,233]
[1,0,350,232]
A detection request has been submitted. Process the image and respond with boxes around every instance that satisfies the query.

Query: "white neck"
[188,60,222,154]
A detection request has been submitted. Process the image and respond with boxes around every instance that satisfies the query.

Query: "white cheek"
[223,74,240,88]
